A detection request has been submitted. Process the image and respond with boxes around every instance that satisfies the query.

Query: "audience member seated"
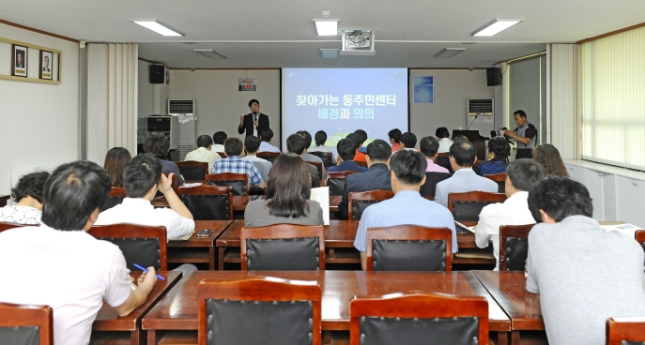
[103,147,131,188]
[435,140,498,207]
[143,134,184,186]
[297,130,325,178]
[328,138,368,173]
[0,171,50,224]
[211,131,227,153]
[353,150,457,270]
[242,136,272,181]
[0,160,157,345]
[212,138,265,189]
[352,129,369,162]
[307,130,337,162]
[388,128,402,153]
[185,135,221,172]
[399,132,417,151]
[532,143,570,177]
[257,127,281,153]
[526,177,645,345]
[286,134,320,188]
[244,153,323,227]
[476,137,510,176]
[475,159,544,270]
[419,136,449,173]
[338,139,392,219]
[436,127,453,153]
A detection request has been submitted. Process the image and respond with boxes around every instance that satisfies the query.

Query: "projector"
[341,30,376,56]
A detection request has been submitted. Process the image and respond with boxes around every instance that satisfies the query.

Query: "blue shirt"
[353,190,457,253]
[435,168,499,207]
[328,160,368,173]
[211,155,264,187]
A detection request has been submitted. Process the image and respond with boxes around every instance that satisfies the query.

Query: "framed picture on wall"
[40,50,53,80]
[11,44,28,77]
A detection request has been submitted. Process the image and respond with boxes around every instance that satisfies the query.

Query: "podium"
[452,130,488,161]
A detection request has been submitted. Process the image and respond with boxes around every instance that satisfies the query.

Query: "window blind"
[581,26,645,170]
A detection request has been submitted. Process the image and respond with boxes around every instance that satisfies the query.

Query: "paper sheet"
[454,221,476,233]
[310,187,330,225]
[601,223,640,238]
[179,182,202,188]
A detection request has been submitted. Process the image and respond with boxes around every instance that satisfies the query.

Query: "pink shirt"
[426,158,449,173]
[391,143,401,153]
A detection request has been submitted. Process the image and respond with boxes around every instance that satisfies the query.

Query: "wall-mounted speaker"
[486,67,502,86]
[149,65,165,84]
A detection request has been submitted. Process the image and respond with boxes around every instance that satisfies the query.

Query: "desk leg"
[510,330,520,345]
[496,331,509,345]
[147,330,157,345]
[218,248,225,270]
[209,247,215,270]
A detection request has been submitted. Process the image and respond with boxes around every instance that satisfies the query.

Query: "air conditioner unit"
[467,98,494,116]
[168,99,195,116]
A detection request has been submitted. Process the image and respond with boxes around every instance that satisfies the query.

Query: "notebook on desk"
[455,221,476,234]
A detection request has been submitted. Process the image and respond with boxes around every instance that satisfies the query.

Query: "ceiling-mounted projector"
[341,30,375,56]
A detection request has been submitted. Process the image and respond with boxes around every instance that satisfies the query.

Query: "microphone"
[467,115,478,130]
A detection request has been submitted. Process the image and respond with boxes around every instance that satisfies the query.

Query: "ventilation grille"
[178,144,194,161]
[168,99,195,115]
[467,98,494,116]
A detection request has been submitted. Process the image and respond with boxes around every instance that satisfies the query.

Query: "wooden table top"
[168,220,233,248]
[141,270,510,332]
[216,219,359,249]
[473,270,544,331]
[92,271,182,331]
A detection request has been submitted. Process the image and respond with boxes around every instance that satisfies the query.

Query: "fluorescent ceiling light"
[133,20,183,37]
[320,49,340,58]
[314,20,338,36]
[472,19,521,37]
[434,48,466,58]
[194,49,227,59]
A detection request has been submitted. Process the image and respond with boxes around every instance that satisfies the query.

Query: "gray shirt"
[526,216,645,345]
[244,199,324,227]
[242,155,272,181]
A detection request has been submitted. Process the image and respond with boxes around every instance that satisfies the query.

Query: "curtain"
[549,43,579,160]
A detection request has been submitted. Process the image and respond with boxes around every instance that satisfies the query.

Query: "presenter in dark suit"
[238,99,269,137]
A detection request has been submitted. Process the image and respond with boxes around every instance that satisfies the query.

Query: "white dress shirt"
[438,138,453,153]
[210,144,225,153]
[475,191,536,270]
[185,146,221,172]
[95,198,195,240]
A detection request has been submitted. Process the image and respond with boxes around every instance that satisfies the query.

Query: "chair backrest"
[180,185,233,220]
[635,231,645,252]
[484,173,506,193]
[205,173,249,196]
[177,161,209,181]
[88,223,167,271]
[326,171,360,195]
[419,172,451,197]
[348,190,394,221]
[499,224,534,271]
[215,151,227,158]
[607,317,645,345]
[101,187,127,212]
[366,225,453,271]
[305,161,324,180]
[198,278,322,345]
[447,191,507,222]
[0,221,29,232]
[435,152,450,167]
[350,293,488,345]
[241,224,325,271]
[256,152,280,163]
[0,302,53,345]
[355,160,368,168]
[309,151,334,167]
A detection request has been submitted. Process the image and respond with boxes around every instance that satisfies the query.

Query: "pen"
[133,263,165,281]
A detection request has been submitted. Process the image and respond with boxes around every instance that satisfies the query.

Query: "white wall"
[137,60,167,118]
[0,23,79,195]
[168,69,281,147]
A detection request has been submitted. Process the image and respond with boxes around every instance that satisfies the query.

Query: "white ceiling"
[3,0,644,68]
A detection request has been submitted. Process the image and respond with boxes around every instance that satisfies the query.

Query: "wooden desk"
[90,271,181,345]
[329,195,341,213]
[216,219,360,269]
[167,220,233,270]
[152,196,249,211]
[141,270,511,344]
[0,195,9,207]
[473,270,544,345]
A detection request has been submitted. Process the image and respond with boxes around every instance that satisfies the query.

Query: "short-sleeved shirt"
[526,216,645,345]
[258,141,281,153]
[353,190,457,253]
[185,147,221,172]
[0,225,132,345]
[328,160,367,173]
[514,122,538,149]
[0,205,41,224]
[211,155,264,187]
[242,155,272,181]
[425,158,449,173]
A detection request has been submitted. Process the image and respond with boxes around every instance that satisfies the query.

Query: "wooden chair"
[348,190,394,221]
[88,223,167,271]
[0,302,53,345]
[241,224,325,271]
[366,225,453,271]
[177,161,209,181]
[355,160,368,168]
[305,160,324,181]
[434,152,450,167]
[499,224,535,271]
[256,151,280,163]
[447,191,507,222]
[309,151,334,167]
[484,172,507,193]
[419,172,451,197]
[635,230,645,251]
[607,317,645,345]
[350,293,488,345]
[197,277,322,345]
[180,185,233,220]
[101,187,127,212]
[215,151,227,158]
[326,171,359,195]
[205,173,249,196]
[0,221,29,232]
